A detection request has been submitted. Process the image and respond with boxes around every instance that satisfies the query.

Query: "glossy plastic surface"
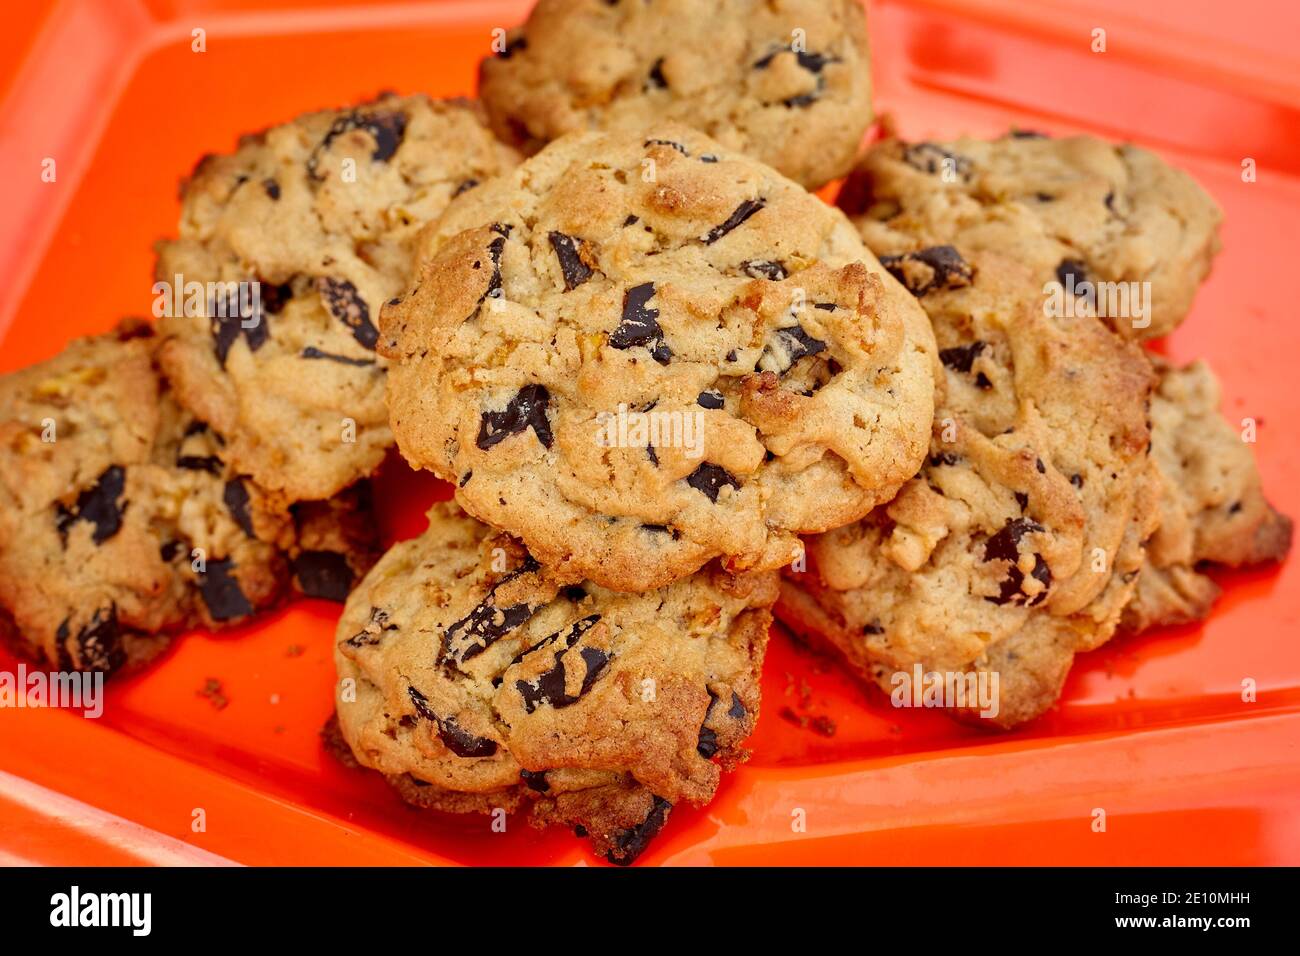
[0,0,1297,865]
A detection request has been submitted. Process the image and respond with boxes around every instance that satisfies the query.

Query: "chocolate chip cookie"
[380,125,938,592]
[478,0,873,190]
[776,233,1162,728]
[839,132,1223,340]
[1122,358,1292,632]
[0,322,378,673]
[333,501,775,865]
[156,94,520,500]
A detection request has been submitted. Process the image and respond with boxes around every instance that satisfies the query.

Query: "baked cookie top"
[779,235,1160,728]
[0,323,380,673]
[0,324,287,671]
[1122,358,1292,633]
[381,125,937,592]
[478,0,872,190]
[334,501,776,864]
[839,132,1222,340]
[156,94,520,501]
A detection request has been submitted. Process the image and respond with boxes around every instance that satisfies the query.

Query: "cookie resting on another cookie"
[839,131,1222,340]
[777,197,1162,727]
[478,0,873,190]
[1121,358,1292,633]
[156,94,520,500]
[332,501,775,865]
[380,124,938,592]
[0,322,378,674]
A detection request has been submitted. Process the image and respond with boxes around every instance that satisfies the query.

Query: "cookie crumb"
[198,678,228,710]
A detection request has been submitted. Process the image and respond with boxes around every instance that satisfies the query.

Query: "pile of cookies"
[0,0,1290,865]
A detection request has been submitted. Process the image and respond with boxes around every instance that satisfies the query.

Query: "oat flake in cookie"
[478,0,873,190]
[840,132,1223,340]
[156,94,520,501]
[333,502,776,865]
[380,125,937,592]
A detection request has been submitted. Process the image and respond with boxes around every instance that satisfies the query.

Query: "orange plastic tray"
[1,0,1298,866]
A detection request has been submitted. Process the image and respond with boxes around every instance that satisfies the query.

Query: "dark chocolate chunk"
[476,384,554,450]
[344,606,396,648]
[317,277,378,350]
[57,605,124,673]
[1056,258,1095,309]
[477,224,510,307]
[516,645,611,714]
[702,199,765,244]
[223,478,255,537]
[307,109,408,179]
[300,346,376,367]
[686,462,739,502]
[520,769,550,792]
[741,259,787,281]
[697,726,719,759]
[407,686,498,758]
[939,341,987,374]
[609,282,671,364]
[727,692,746,719]
[646,57,667,89]
[512,614,605,712]
[262,178,280,200]
[902,142,972,179]
[606,796,671,866]
[442,556,543,663]
[176,453,221,474]
[862,621,885,635]
[56,465,126,545]
[453,178,479,197]
[983,517,1052,607]
[929,452,960,467]
[259,279,293,316]
[698,689,723,758]
[696,389,725,409]
[644,138,687,155]
[198,557,254,621]
[645,444,659,466]
[548,231,594,290]
[293,551,353,602]
[879,245,974,296]
[757,324,827,374]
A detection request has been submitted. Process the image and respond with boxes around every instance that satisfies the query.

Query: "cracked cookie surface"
[333,501,776,864]
[156,94,520,500]
[478,0,873,190]
[839,132,1222,340]
[381,125,937,592]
